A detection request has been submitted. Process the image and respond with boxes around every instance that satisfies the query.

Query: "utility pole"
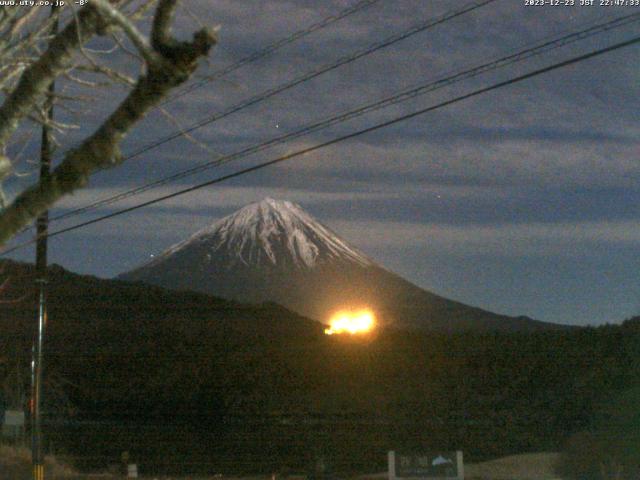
[32,6,58,480]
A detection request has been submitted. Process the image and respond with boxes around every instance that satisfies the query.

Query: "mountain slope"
[120,198,562,332]
[0,260,610,475]
[133,197,371,271]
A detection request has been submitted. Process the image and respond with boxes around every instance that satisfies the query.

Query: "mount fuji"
[119,198,561,332]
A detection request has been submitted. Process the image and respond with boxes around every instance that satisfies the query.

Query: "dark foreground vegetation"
[1,260,639,478]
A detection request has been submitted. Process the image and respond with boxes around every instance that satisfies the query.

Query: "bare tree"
[0,0,217,246]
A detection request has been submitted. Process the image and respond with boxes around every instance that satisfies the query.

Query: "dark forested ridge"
[1,260,638,475]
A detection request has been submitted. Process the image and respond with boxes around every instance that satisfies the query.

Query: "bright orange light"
[324,309,375,335]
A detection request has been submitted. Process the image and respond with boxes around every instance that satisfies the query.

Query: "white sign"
[127,464,138,478]
[4,410,24,426]
[388,451,464,480]
[2,410,25,439]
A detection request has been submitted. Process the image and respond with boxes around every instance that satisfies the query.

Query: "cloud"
[270,133,640,190]
[4,0,639,326]
[52,184,400,213]
[330,219,640,257]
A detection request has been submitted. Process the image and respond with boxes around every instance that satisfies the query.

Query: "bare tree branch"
[0,1,217,245]
[0,156,10,189]
[111,30,145,63]
[151,0,178,50]
[75,46,137,86]
[0,275,28,304]
[91,0,160,65]
[0,4,114,152]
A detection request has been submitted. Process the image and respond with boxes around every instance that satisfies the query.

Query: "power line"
[3,33,638,256]
[7,0,498,238]
[158,0,383,107]
[123,0,499,161]
[48,11,640,223]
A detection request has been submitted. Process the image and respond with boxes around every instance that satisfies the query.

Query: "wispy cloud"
[331,219,640,257]
[52,185,400,212]
[5,0,640,325]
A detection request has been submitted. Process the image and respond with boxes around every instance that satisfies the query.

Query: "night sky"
[3,0,640,326]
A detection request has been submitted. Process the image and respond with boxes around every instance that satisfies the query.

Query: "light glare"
[324,309,375,335]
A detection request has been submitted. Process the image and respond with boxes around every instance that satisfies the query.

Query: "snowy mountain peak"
[119,199,556,333]
[142,198,372,270]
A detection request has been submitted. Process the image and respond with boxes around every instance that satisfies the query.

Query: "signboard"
[4,410,25,426]
[388,451,463,480]
[2,410,25,439]
[127,464,138,478]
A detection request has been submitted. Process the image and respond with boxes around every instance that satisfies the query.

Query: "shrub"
[559,387,640,480]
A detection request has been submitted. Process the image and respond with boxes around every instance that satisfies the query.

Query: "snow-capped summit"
[120,198,560,332]
[138,197,371,271]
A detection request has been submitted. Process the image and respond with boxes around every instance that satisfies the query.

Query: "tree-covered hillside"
[1,260,638,476]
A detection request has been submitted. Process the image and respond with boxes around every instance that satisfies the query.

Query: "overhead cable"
[3,33,638,256]
[49,11,640,223]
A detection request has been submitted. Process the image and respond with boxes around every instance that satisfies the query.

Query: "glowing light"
[324,309,375,335]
